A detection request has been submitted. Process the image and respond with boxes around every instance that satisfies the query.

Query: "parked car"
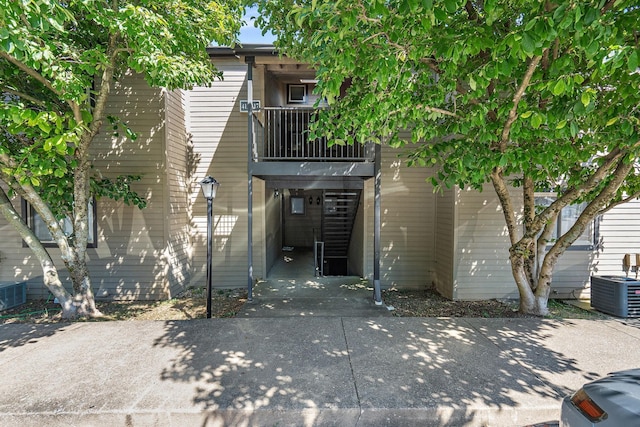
[561,368,640,426]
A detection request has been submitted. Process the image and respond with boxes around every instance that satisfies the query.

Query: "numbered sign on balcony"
[240,100,261,112]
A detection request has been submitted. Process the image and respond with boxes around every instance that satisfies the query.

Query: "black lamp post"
[200,176,220,318]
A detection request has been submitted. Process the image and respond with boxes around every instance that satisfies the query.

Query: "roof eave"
[207,44,279,58]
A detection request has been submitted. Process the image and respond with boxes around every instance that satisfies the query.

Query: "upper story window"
[288,84,307,103]
[22,199,97,248]
[534,193,597,250]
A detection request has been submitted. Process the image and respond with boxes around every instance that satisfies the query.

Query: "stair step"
[321,190,361,259]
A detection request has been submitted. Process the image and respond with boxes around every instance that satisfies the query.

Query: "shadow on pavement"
[0,323,70,353]
[154,318,360,426]
[152,317,586,425]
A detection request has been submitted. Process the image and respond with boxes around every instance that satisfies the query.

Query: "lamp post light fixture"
[200,176,220,318]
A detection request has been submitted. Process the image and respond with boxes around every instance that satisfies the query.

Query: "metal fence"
[253,107,373,162]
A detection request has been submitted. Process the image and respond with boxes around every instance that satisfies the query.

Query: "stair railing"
[313,228,324,277]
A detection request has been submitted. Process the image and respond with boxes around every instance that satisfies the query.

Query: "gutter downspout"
[246,56,255,302]
[373,143,382,305]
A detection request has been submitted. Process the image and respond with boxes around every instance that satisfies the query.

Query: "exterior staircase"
[319,190,361,275]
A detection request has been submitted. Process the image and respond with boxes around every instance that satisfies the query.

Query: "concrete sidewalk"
[1,317,639,426]
[239,275,392,318]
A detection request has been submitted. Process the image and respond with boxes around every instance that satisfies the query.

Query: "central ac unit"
[0,282,27,311]
[590,276,640,318]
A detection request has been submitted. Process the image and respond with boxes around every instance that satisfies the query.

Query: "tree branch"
[465,0,479,21]
[0,155,71,254]
[72,32,121,259]
[85,32,121,141]
[547,157,634,261]
[0,51,81,119]
[419,57,441,74]
[364,32,387,44]
[0,51,61,98]
[3,88,47,107]
[415,104,460,118]
[0,185,73,309]
[370,35,410,56]
[523,175,535,228]
[356,2,381,23]
[598,191,640,215]
[536,215,556,269]
[386,103,459,120]
[532,144,638,232]
[600,0,618,14]
[490,169,520,245]
[499,54,543,151]
[522,175,538,288]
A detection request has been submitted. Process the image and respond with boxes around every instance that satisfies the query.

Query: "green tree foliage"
[256,0,640,314]
[0,0,242,318]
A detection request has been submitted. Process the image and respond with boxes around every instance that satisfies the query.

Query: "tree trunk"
[66,252,101,318]
[0,187,82,318]
[518,289,550,316]
[509,248,546,315]
[511,255,552,316]
[63,158,102,317]
[493,169,558,316]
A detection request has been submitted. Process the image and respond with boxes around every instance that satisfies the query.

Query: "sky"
[239,6,276,44]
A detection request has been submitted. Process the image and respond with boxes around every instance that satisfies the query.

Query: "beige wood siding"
[348,185,366,276]
[453,187,640,300]
[91,72,169,299]
[377,144,436,289]
[0,73,172,300]
[453,185,521,300]
[549,251,594,298]
[434,186,456,299]
[254,178,266,281]
[164,89,192,296]
[283,190,322,248]
[264,188,282,274]
[0,187,60,299]
[552,198,640,298]
[362,178,374,279]
[593,199,640,274]
[187,60,265,288]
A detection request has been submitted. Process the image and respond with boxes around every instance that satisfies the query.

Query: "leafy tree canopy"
[1,0,242,216]
[258,0,639,194]
[256,0,640,314]
[0,0,243,317]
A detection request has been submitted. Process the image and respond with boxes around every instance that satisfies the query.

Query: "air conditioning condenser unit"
[0,282,27,311]
[590,276,640,318]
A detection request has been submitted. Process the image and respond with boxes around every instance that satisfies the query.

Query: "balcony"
[253,107,374,162]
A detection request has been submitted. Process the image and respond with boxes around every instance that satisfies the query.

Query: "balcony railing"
[253,107,373,162]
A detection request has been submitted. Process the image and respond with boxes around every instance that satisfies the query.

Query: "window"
[22,199,97,247]
[534,193,596,249]
[290,196,305,215]
[288,84,307,103]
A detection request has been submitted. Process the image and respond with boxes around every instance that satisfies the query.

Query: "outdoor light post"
[200,176,220,318]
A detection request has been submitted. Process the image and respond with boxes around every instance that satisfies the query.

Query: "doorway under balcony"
[264,185,365,281]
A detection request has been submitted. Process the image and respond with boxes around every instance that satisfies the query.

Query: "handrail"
[314,240,324,277]
[255,107,374,162]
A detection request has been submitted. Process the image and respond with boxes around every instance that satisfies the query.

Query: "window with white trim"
[287,84,307,103]
[534,193,596,249]
[22,199,97,248]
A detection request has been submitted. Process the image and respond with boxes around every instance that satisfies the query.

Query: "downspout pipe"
[246,56,255,302]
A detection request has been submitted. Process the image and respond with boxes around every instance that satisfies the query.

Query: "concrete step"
[239,296,391,318]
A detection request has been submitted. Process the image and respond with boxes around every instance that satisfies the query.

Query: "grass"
[546,299,609,319]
